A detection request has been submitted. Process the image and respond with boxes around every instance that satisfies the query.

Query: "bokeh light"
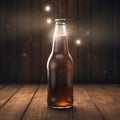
[46,18,52,24]
[75,39,82,45]
[45,5,51,12]
[86,31,90,36]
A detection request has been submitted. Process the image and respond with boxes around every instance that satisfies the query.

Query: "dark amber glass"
[47,19,73,109]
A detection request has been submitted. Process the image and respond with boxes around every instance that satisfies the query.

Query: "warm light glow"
[45,5,51,12]
[56,101,71,107]
[46,18,52,24]
[86,31,90,35]
[75,39,82,45]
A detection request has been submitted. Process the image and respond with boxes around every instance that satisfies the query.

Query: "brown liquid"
[47,36,73,109]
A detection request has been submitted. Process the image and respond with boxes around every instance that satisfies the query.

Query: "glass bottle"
[47,19,74,109]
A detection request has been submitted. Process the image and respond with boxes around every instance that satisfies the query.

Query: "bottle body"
[47,19,73,109]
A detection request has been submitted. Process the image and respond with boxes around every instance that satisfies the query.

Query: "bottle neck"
[52,24,69,54]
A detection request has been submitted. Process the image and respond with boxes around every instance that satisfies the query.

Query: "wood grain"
[113,0,120,83]
[73,85,102,120]
[0,84,38,120]
[22,85,103,120]
[101,84,120,102]
[16,0,32,83]
[0,0,6,83]
[0,85,21,108]
[78,0,91,83]
[85,85,120,120]
[67,0,78,83]
[58,0,67,18]
[91,0,114,83]
[0,84,6,89]
[22,85,71,120]
[0,0,119,83]
[4,0,17,83]
[0,84,120,120]
[22,85,47,120]
[31,0,41,83]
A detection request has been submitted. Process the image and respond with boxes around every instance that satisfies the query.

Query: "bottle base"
[48,105,73,110]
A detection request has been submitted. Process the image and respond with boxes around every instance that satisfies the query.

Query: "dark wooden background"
[0,0,120,83]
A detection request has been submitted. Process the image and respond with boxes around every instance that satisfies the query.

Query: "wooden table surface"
[0,84,120,120]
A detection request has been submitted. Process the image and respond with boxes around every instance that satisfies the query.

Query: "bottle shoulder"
[48,53,73,62]
[47,53,73,69]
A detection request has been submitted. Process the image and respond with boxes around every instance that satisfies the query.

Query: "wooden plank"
[85,85,120,120]
[58,0,67,18]
[0,0,17,83]
[4,0,17,83]
[91,0,101,83]
[0,84,38,120]
[21,85,47,120]
[0,84,6,89]
[100,0,114,83]
[78,0,91,83]
[116,1,120,83]
[22,85,102,120]
[0,0,6,83]
[16,0,32,83]
[0,84,22,108]
[73,85,103,120]
[40,0,50,83]
[101,85,120,102]
[22,85,70,120]
[67,0,78,83]
[91,0,114,83]
[31,0,41,83]
[113,0,120,83]
[113,0,117,83]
